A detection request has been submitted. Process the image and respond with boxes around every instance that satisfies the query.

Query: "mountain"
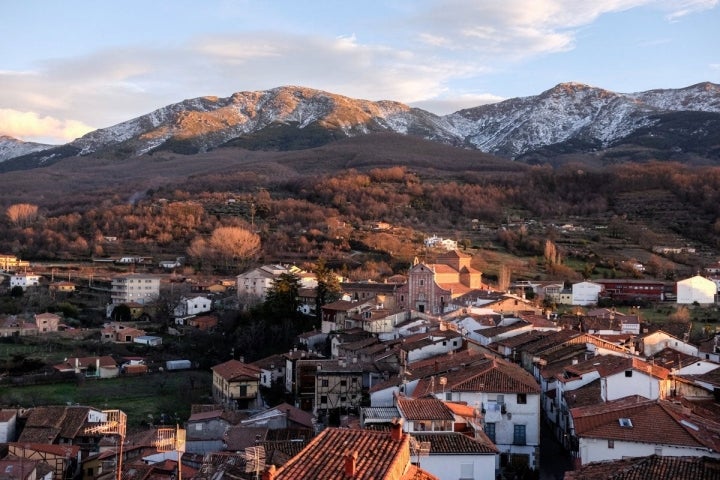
[0,135,54,162]
[2,82,719,171]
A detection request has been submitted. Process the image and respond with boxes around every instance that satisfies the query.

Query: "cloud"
[0,108,94,144]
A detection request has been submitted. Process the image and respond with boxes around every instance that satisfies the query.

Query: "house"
[413,357,542,471]
[341,281,400,310]
[399,330,464,362]
[133,335,162,346]
[10,273,41,290]
[100,323,147,343]
[0,253,30,271]
[303,359,365,414]
[636,330,699,357]
[185,409,234,454]
[6,443,81,480]
[396,250,483,315]
[18,405,107,445]
[252,354,287,388]
[186,315,218,331]
[173,296,212,321]
[52,356,119,378]
[283,349,325,395]
[320,298,375,333]
[0,315,39,337]
[261,420,438,480]
[411,432,498,480]
[571,281,603,306]
[240,403,315,430]
[34,313,61,333]
[676,275,717,305]
[211,359,263,410]
[571,397,720,466]
[236,264,302,305]
[110,274,160,306]
[49,281,76,293]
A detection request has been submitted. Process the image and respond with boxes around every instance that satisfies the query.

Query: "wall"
[422,454,496,480]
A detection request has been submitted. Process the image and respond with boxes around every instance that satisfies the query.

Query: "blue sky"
[1,0,718,144]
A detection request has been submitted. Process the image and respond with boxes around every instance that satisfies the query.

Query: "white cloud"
[0,108,94,144]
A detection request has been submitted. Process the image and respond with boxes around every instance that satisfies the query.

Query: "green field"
[0,370,212,428]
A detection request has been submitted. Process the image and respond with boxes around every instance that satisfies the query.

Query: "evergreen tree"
[314,259,342,326]
[265,272,301,318]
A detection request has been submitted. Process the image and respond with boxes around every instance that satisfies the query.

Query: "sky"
[1,0,718,144]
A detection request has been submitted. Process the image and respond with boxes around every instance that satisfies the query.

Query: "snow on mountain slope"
[0,136,54,162]
[4,82,720,165]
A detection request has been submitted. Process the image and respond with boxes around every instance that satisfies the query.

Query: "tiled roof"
[564,378,602,409]
[412,432,498,454]
[362,407,400,421]
[564,455,720,480]
[518,329,582,355]
[474,321,529,338]
[212,359,261,381]
[396,396,455,421]
[19,406,93,442]
[270,427,413,480]
[572,398,719,451]
[413,357,540,397]
[223,426,268,451]
[558,355,669,383]
[648,347,701,370]
[53,355,117,371]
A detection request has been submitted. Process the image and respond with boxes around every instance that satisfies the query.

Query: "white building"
[174,295,212,319]
[571,281,603,306]
[419,357,542,471]
[110,274,160,305]
[676,275,717,305]
[9,273,41,290]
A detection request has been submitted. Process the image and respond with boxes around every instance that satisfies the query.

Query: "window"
[608,440,614,449]
[625,370,633,377]
[340,380,347,387]
[321,379,329,387]
[420,280,424,286]
[517,393,527,404]
[320,395,327,404]
[484,423,496,443]
[513,425,526,445]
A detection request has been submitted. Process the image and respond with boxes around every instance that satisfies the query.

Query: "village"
[1,246,720,480]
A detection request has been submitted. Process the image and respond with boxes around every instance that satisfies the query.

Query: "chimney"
[262,465,276,480]
[390,417,404,441]
[344,451,359,477]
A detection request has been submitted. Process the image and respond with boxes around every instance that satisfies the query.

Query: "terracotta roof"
[564,378,602,409]
[444,402,477,418]
[412,432,498,454]
[413,357,540,397]
[362,407,400,422]
[572,398,720,452]
[564,455,720,480]
[396,396,455,421]
[270,427,414,480]
[19,406,95,442]
[212,359,261,381]
[648,347,701,371]
[474,321,529,338]
[558,355,669,383]
[52,355,117,371]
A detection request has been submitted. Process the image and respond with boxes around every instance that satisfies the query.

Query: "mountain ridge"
[1,81,719,170]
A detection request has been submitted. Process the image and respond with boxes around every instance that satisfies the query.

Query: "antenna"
[244,445,266,480]
[155,425,186,480]
[409,436,431,469]
[84,410,127,480]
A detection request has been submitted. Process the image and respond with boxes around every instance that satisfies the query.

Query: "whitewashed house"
[174,295,213,322]
[571,281,603,306]
[676,275,717,305]
[9,273,41,290]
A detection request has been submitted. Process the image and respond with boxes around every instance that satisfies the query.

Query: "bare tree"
[188,226,261,273]
[7,203,39,227]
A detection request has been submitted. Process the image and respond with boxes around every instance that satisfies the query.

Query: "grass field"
[0,370,212,429]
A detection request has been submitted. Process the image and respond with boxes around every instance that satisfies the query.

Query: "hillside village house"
[571,397,720,466]
[110,273,160,306]
[571,281,603,306]
[0,254,30,271]
[10,273,41,290]
[413,357,542,471]
[173,295,212,321]
[236,264,316,306]
[396,250,483,315]
[211,359,262,410]
[676,275,717,304]
[34,313,60,333]
[261,420,438,480]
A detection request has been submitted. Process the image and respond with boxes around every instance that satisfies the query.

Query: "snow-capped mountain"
[2,82,719,171]
[0,135,54,162]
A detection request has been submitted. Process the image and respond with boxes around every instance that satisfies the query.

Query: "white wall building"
[110,274,160,305]
[676,275,717,305]
[572,281,603,306]
[9,273,41,290]
[174,296,212,318]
